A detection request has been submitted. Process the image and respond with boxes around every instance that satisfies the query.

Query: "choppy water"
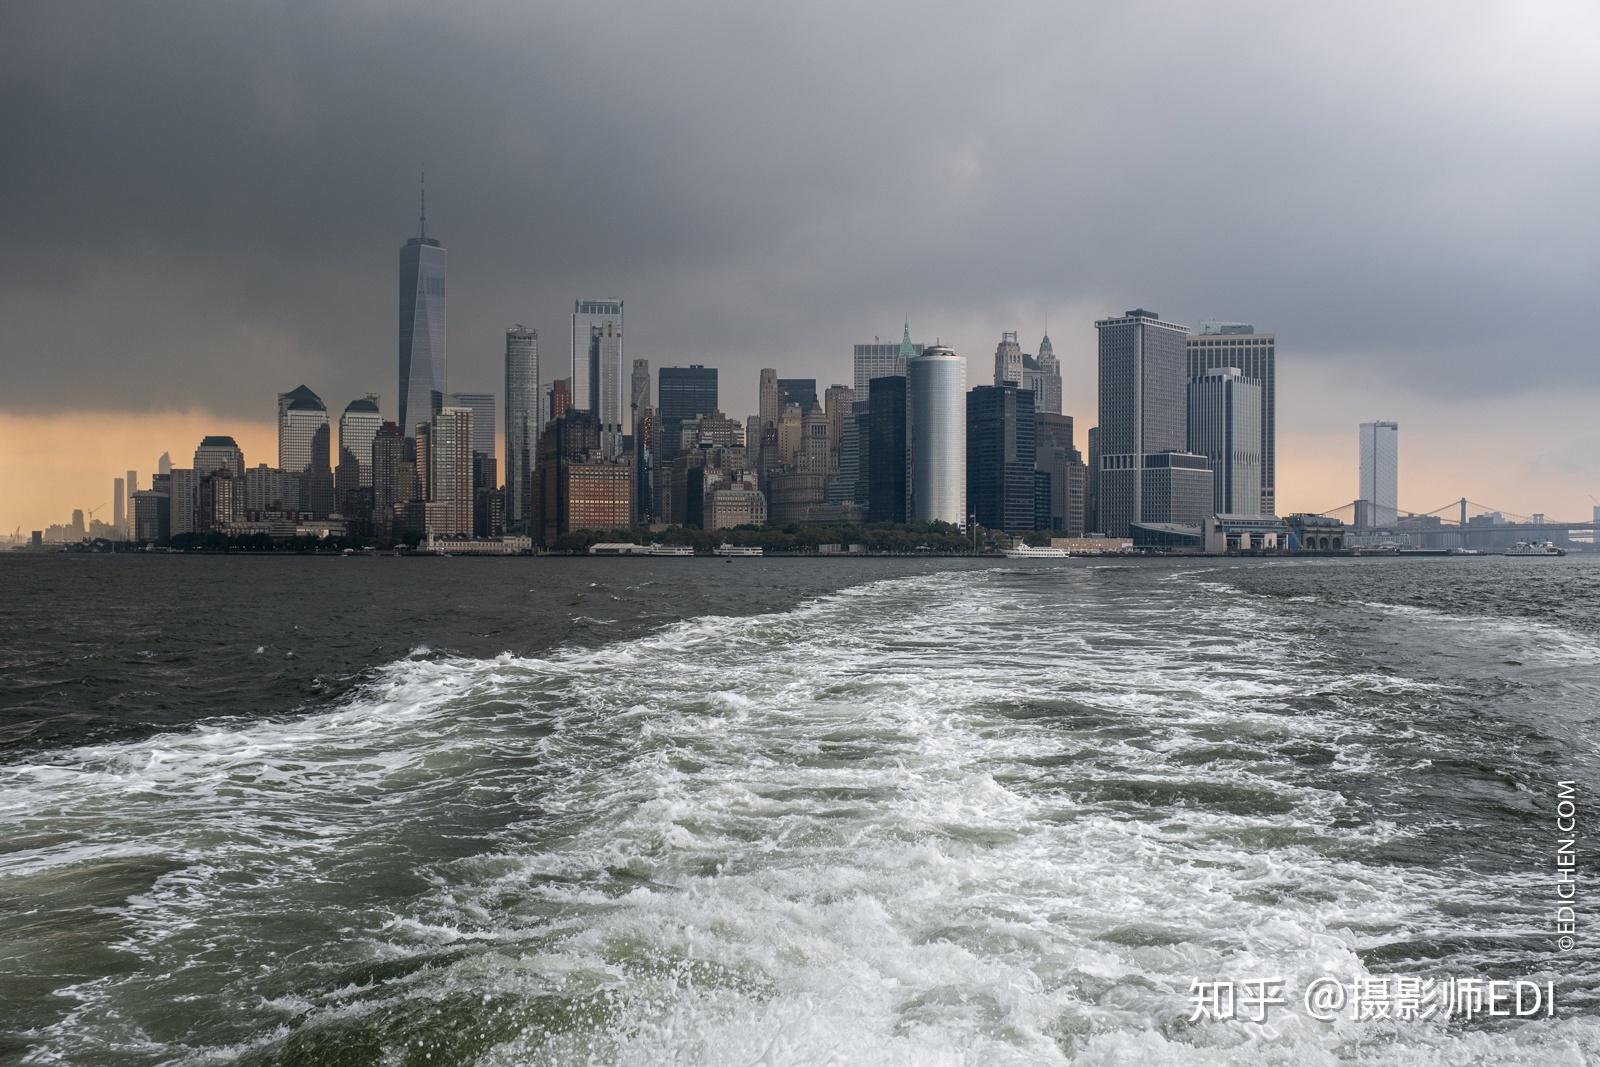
[2,557,1598,1064]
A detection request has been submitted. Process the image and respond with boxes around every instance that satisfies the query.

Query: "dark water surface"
[1,555,1597,1064]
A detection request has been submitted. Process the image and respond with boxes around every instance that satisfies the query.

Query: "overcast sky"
[3,1,1598,527]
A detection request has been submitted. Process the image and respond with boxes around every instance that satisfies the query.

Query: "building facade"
[1187,324,1276,514]
[1036,413,1085,536]
[967,383,1037,532]
[1359,420,1400,527]
[630,358,651,434]
[278,385,328,474]
[1138,452,1214,527]
[1187,367,1263,516]
[398,216,447,441]
[1095,309,1190,537]
[425,405,475,538]
[993,331,1024,388]
[866,377,908,523]
[1031,332,1063,415]
[657,365,718,463]
[194,435,245,478]
[504,326,540,532]
[908,345,966,526]
[571,299,624,457]
[852,321,922,397]
[337,398,382,488]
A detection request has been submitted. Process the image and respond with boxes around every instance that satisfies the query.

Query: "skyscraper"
[967,383,1037,532]
[908,345,966,526]
[657,365,718,462]
[277,385,329,474]
[853,321,923,396]
[1187,324,1276,514]
[337,398,382,488]
[758,368,780,429]
[194,435,245,478]
[398,185,446,441]
[777,378,819,414]
[505,325,540,533]
[993,331,1024,388]
[1032,332,1063,415]
[1036,413,1085,536]
[1187,368,1263,516]
[371,421,407,536]
[279,386,332,518]
[125,470,137,537]
[1095,309,1192,537]
[112,477,125,535]
[867,376,909,523]
[426,405,474,538]
[447,392,496,461]
[824,384,853,465]
[169,468,199,537]
[1359,420,1400,527]
[630,358,651,432]
[572,299,624,457]
[849,322,921,509]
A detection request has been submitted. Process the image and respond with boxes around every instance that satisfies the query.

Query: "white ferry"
[715,543,764,557]
[1002,544,1070,559]
[1503,540,1566,557]
[647,544,697,557]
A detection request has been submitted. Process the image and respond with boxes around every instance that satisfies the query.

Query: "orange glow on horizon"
[0,411,277,534]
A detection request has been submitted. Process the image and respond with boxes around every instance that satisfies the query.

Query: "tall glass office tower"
[1095,308,1191,537]
[505,326,540,532]
[572,299,624,458]
[338,397,383,487]
[1187,324,1276,515]
[1359,420,1399,527]
[398,189,446,439]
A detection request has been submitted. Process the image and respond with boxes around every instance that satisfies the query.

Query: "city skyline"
[3,4,1598,531]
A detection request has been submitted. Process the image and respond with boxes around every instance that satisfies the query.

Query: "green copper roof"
[898,319,915,359]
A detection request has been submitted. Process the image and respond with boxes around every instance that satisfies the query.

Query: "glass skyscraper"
[572,299,624,458]
[1359,420,1400,527]
[1095,309,1190,537]
[1186,368,1262,516]
[1187,324,1276,515]
[398,204,447,439]
[505,326,540,533]
[338,397,382,488]
[657,365,718,461]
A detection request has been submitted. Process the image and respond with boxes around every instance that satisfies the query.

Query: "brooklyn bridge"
[1313,498,1599,551]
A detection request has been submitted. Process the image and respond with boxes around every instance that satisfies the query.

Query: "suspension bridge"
[1310,498,1599,550]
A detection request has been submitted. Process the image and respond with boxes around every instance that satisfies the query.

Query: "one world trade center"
[398,180,446,439]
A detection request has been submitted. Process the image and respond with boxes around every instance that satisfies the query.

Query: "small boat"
[1002,544,1070,558]
[1447,547,1484,556]
[1503,540,1566,557]
[715,543,763,557]
[647,544,696,557]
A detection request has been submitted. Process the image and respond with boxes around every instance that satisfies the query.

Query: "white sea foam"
[2,568,1596,1065]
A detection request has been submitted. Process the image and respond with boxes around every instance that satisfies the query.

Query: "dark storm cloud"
[1,1,1597,421]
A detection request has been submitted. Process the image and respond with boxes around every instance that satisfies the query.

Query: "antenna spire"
[419,164,427,240]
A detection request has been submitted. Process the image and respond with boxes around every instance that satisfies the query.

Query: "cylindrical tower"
[908,345,966,526]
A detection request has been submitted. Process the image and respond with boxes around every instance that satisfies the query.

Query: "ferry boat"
[647,544,696,557]
[715,543,764,557]
[1503,540,1566,557]
[1002,544,1070,558]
